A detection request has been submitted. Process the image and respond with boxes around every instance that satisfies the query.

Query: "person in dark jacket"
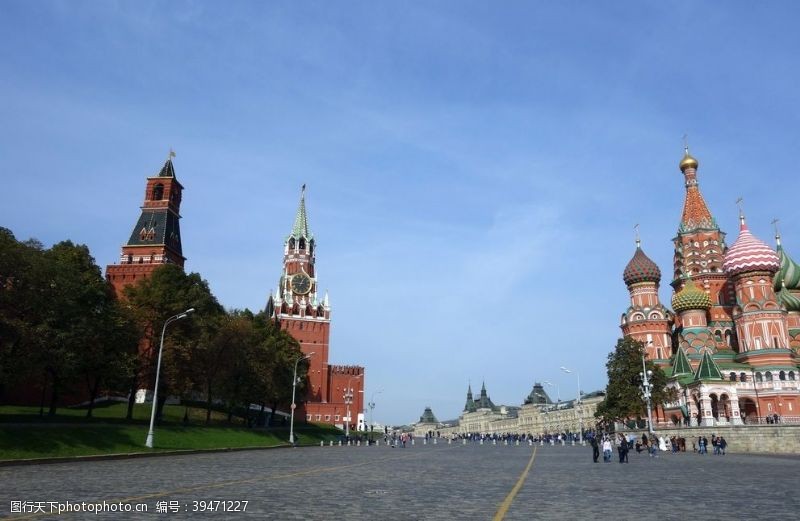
[589,435,600,463]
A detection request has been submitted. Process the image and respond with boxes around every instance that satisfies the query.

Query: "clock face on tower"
[291,273,312,295]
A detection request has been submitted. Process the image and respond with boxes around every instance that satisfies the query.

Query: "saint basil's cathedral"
[621,148,800,426]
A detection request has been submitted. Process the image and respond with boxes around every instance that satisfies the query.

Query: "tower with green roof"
[267,185,365,430]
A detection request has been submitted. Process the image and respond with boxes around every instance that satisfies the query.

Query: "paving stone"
[1,443,797,519]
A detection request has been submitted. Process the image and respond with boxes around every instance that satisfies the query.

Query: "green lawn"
[0,404,343,461]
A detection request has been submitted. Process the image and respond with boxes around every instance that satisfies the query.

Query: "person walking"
[719,436,727,455]
[618,434,629,463]
[590,435,600,463]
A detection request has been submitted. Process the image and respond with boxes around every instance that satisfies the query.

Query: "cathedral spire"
[290,184,313,240]
[678,146,715,232]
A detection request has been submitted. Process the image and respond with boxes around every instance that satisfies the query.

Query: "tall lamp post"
[145,308,195,448]
[639,354,655,435]
[560,366,583,443]
[343,375,361,439]
[289,352,314,446]
[368,389,382,443]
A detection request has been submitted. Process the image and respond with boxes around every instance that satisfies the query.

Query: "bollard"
[412,439,415,446]
[357,440,361,446]
[540,440,544,446]
[504,440,508,445]
[423,439,427,445]
[320,441,324,447]
[339,440,342,447]
[480,439,484,445]
[329,440,333,447]
[516,440,520,446]
[572,440,575,446]
[529,439,533,446]
[433,438,437,445]
[493,440,497,445]
[448,439,451,445]
[463,439,466,445]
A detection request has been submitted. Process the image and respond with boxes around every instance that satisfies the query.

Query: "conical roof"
[672,278,712,312]
[463,385,477,413]
[672,347,693,375]
[290,185,313,240]
[678,148,716,231]
[157,158,175,178]
[723,219,780,275]
[623,241,661,286]
[419,407,438,424]
[694,350,723,381]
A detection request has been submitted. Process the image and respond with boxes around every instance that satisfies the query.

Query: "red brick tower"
[671,147,737,351]
[267,186,365,429]
[106,153,185,296]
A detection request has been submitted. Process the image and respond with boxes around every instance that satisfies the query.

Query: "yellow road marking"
[492,446,537,521]
[7,449,434,520]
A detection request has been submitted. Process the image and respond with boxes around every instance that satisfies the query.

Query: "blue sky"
[2,1,799,424]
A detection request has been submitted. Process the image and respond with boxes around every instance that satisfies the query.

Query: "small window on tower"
[152,183,164,201]
[299,238,306,250]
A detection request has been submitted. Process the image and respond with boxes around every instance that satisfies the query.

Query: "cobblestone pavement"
[1,442,798,520]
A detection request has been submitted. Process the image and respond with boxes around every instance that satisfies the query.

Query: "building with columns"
[620,148,800,427]
[266,186,365,430]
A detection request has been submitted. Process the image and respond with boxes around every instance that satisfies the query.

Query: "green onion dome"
[777,281,800,312]
[671,278,712,313]
[623,243,661,286]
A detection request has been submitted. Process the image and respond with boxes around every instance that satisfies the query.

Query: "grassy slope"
[0,404,343,460]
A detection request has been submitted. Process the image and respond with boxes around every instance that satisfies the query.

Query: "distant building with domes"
[620,147,800,426]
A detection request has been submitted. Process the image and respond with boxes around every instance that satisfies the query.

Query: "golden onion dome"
[679,148,699,171]
[671,278,712,313]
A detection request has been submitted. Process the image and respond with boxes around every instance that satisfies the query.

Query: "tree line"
[0,227,307,425]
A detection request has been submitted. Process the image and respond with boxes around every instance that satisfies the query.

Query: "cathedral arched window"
[289,238,296,250]
[765,371,773,382]
[714,330,722,343]
[779,371,786,381]
[755,372,763,382]
[789,371,796,381]
[729,372,737,381]
[299,238,306,250]
[740,372,747,382]
[152,183,164,201]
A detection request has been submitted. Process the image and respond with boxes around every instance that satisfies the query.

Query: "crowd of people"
[586,431,729,462]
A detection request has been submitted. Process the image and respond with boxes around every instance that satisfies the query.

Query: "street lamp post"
[289,352,314,446]
[343,375,361,439]
[368,389,382,444]
[145,308,196,448]
[561,366,583,444]
[639,354,655,435]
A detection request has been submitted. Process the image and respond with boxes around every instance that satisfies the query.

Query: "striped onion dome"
[774,243,800,291]
[778,281,800,312]
[722,220,780,276]
[623,242,661,286]
[671,278,712,312]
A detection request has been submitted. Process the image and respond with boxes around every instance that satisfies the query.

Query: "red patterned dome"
[623,243,661,286]
[723,220,780,276]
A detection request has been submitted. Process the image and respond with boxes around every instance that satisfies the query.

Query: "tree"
[595,337,676,426]
[77,298,139,417]
[32,241,114,415]
[0,228,44,401]
[123,264,224,421]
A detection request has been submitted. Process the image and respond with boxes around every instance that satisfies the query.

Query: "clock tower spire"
[271,186,364,430]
